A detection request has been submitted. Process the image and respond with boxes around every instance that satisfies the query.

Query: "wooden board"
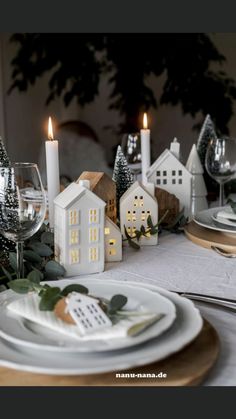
[0,320,219,386]
[155,187,179,225]
[184,221,236,253]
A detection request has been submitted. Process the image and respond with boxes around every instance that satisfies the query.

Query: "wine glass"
[205,137,236,206]
[121,133,142,180]
[0,163,47,278]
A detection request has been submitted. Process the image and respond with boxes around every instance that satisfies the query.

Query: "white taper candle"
[45,117,60,229]
[140,112,151,184]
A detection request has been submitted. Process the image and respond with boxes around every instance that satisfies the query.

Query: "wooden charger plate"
[0,319,219,386]
[184,220,236,253]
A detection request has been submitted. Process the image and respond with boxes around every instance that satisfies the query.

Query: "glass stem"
[16,241,24,279]
[219,183,224,207]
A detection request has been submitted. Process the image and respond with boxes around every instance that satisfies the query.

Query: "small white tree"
[112,146,134,216]
[186,144,208,216]
[196,114,217,166]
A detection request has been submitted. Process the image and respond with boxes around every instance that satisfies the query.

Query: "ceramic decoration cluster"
[53,114,213,277]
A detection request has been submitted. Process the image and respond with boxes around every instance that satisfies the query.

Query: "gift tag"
[65,293,112,335]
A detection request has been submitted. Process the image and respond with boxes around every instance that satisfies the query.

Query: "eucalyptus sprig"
[0,222,66,292]
[162,208,188,234]
[123,211,169,250]
[7,276,130,321]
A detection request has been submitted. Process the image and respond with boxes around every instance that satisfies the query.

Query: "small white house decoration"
[146,138,192,218]
[120,181,158,245]
[186,144,208,216]
[104,216,122,262]
[54,180,106,277]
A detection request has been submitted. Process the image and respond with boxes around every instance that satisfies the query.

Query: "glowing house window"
[139,196,144,207]
[89,247,98,262]
[132,227,136,237]
[89,227,98,243]
[70,249,79,264]
[141,211,146,222]
[69,210,79,225]
[134,195,138,207]
[105,227,110,235]
[109,239,116,245]
[109,249,116,256]
[69,230,79,245]
[89,209,99,223]
[127,211,131,222]
[132,211,136,222]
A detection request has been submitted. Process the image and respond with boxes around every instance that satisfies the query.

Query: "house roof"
[186,144,203,174]
[120,181,157,205]
[105,215,120,232]
[77,171,115,191]
[54,182,106,209]
[146,149,192,179]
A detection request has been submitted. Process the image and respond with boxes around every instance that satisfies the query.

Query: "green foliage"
[162,208,188,234]
[8,34,236,134]
[107,294,128,315]
[124,211,168,250]
[61,284,89,296]
[0,223,66,291]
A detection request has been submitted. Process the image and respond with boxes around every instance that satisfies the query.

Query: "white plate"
[0,280,176,352]
[194,207,236,234]
[212,212,236,228]
[0,280,203,375]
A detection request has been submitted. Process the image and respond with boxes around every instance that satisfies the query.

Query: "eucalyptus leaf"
[124,225,132,240]
[108,294,128,314]
[1,266,12,281]
[128,239,140,250]
[147,215,154,229]
[140,225,146,234]
[61,284,89,296]
[9,252,17,271]
[8,278,34,294]
[39,287,61,311]
[29,241,53,257]
[23,250,42,264]
[27,270,41,284]
[41,231,54,245]
[45,260,66,277]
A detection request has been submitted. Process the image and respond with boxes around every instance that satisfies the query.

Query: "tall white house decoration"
[120,181,158,246]
[146,139,192,218]
[186,144,208,216]
[104,216,122,262]
[54,180,106,277]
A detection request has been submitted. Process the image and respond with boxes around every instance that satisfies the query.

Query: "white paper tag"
[65,293,112,335]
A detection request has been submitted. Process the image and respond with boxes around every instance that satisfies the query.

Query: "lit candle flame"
[48,116,54,140]
[143,113,148,129]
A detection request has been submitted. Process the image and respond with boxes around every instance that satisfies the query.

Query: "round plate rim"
[0,280,176,353]
[0,279,203,375]
[194,206,236,234]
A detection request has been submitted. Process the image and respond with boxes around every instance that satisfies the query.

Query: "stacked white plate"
[194,206,236,234]
[0,279,203,375]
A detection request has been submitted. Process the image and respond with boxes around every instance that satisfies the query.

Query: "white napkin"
[217,207,236,221]
[7,293,164,341]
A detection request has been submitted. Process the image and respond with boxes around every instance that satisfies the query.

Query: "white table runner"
[89,232,236,386]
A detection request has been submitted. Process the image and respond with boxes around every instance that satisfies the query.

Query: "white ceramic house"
[186,144,208,217]
[104,216,122,262]
[120,181,158,245]
[146,139,192,218]
[54,180,106,277]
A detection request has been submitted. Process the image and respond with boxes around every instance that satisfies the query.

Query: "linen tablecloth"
[94,232,236,386]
